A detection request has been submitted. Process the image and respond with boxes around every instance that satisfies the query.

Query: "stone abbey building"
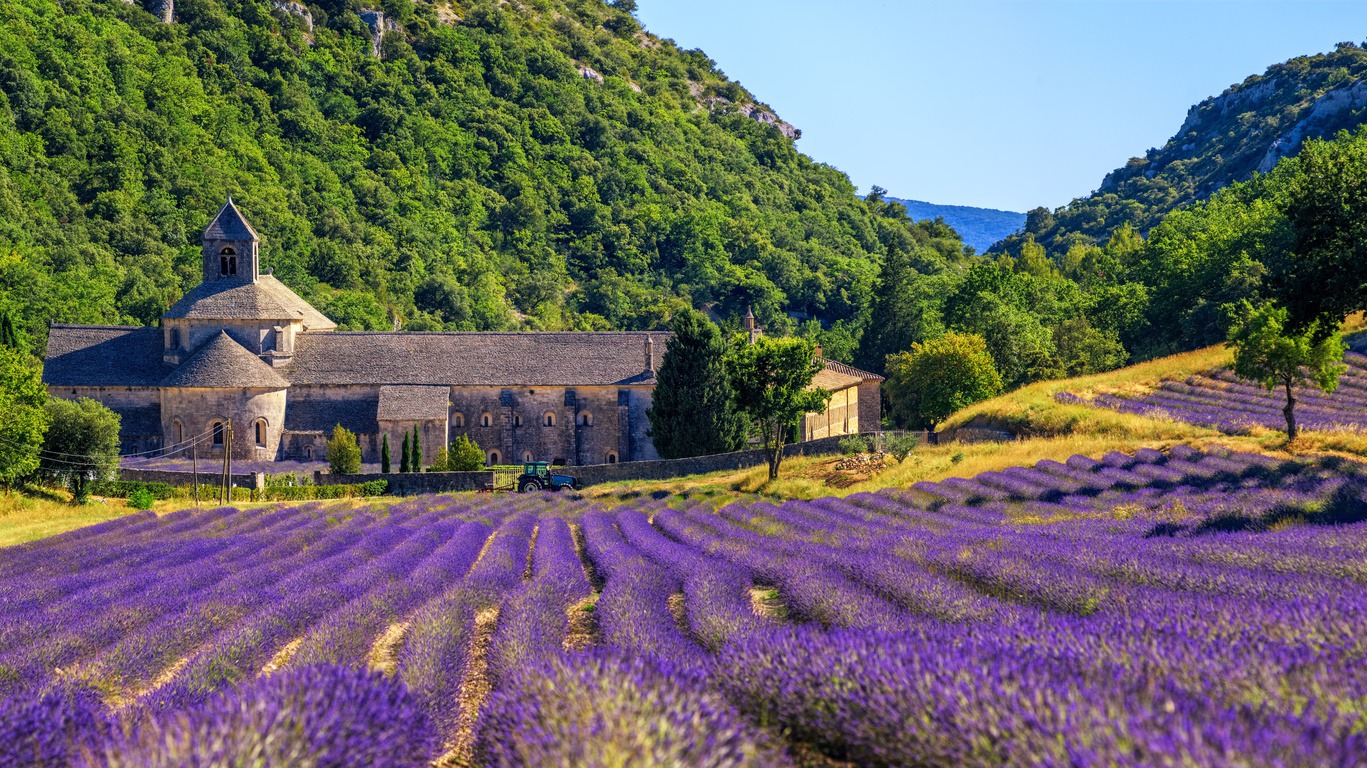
[42,200,881,466]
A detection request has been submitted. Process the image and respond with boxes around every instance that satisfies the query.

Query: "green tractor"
[516,461,580,493]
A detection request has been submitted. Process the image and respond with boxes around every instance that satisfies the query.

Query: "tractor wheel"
[518,479,541,493]
[551,483,566,492]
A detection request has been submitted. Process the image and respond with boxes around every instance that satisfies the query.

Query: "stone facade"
[42,200,882,467]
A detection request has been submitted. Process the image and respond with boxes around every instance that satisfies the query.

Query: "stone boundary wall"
[120,467,264,489]
[318,470,495,495]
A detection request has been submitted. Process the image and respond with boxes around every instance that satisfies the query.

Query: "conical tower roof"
[203,197,259,242]
[161,332,289,389]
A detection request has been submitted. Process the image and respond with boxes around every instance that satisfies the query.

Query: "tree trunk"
[1283,379,1298,441]
[768,422,784,480]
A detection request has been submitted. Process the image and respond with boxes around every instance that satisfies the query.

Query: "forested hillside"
[996,42,1367,256]
[0,0,970,346]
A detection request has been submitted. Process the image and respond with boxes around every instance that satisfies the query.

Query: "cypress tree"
[0,313,20,353]
[381,433,392,473]
[400,431,410,473]
[411,425,423,471]
[646,310,748,459]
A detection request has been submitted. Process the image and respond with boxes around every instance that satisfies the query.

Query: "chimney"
[814,344,823,359]
[644,334,655,375]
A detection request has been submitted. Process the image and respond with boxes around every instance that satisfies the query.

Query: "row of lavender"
[1059,349,1367,433]
[4,445,1367,766]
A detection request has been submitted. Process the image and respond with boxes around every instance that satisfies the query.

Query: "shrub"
[885,432,920,462]
[447,435,485,471]
[127,486,156,510]
[327,424,362,475]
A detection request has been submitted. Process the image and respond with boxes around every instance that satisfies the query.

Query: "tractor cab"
[516,462,580,493]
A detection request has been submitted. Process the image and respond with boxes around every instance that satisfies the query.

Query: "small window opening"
[513,414,523,427]
[453,413,465,428]
[523,451,533,463]
[578,412,593,427]
[605,451,618,464]
[480,413,492,428]
[487,450,501,466]
[255,420,267,447]
[544,412,556,427]
[212,421,225,447]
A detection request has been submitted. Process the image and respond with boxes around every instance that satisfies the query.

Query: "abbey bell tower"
[201,197,260,284]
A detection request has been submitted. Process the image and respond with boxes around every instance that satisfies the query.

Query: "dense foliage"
[5,448,1367,764]
[646,310,746,459]
[0,347,48,487]
[37,396,120,502]
[727,335,828,479]
[0,0,954,348]
[326,423,361,474]
[884,332,1002,430]
[995,42,1367,256]
[1227,301,1344,439]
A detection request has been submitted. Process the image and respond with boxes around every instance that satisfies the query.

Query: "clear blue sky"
[633,0,1367,212]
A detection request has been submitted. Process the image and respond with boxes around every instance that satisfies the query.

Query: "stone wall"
[120,467,264,489]
[317,470,494,494]
[160,386,288,462]
[567,432,879,487]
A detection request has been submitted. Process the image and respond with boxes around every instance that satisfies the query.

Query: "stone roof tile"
[284,396,379,434]
[203,198,259,241]
[43,325,168,387]
[160,332,290,389]
[821,358,884,382]
[288,332,667,387]
[163,275,335,330]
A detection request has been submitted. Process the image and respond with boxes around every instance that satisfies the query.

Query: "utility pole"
[192,439,200,508]
[225,419,234,504]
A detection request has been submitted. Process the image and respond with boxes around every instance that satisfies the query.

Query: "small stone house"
[42,200,882,467]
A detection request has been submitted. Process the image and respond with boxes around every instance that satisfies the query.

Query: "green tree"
[400,431,411,474]
[1052,318,1128,377]
[727,336,830,480]
[1228,301,1346,441]
[381,433,392,474]
[0,348,49,489]
[447,435,485,471]
[327,424,362,475]
[0,312,22,353]
[1272,132,1367,331]
[647,311,748,459]
[883,332,1003,430]
[39,397,120,503]
[411,425,423,472]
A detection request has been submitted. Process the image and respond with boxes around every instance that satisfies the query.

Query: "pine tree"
[400,431,410,473]
[646,311,748,459]
[411,425,423,471]
[381,433,392,473]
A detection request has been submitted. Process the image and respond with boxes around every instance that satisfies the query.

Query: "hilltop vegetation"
[0,0,969,345]
[996,42,1367,255]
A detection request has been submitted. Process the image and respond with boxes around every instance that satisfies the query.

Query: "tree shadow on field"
[1146,473,1367,538]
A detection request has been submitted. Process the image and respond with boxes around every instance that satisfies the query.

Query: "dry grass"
[0,492,140,548]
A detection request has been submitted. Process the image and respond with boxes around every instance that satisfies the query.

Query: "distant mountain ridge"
[996,42,1367,255]
[885,197,1025,252]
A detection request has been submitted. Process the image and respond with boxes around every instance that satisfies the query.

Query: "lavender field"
[1063,349,1367,434]
[4,446,1367,766]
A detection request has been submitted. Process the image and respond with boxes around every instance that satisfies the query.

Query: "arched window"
[452,413,465,428]
[211,421,225,447]
[220,256,229,275]
[523,451,533,463]
[228,256,237,276]
[172,420,183,444]
[221,246,236,256]
[305,446,314,460]
[487,450,501,466]
[543,412,556,427]
[578,412,593,427]
[254,419,267,447]
[605,451,618,464]
[480,413,492,428]
[513,414,523,428]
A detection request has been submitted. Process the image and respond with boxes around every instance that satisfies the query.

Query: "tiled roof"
[43,325,168,387]
[377,385,450,422]
[284,396,379,434]
[203,198,259,241]
[160,332,290,389]
[812,367,865,391]
[163,275,335,330]
[822,358,884,382]
[287,332,667,387]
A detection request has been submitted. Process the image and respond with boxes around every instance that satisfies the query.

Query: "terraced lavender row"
[5,446,1367,766]
[1064,351,1367,433]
